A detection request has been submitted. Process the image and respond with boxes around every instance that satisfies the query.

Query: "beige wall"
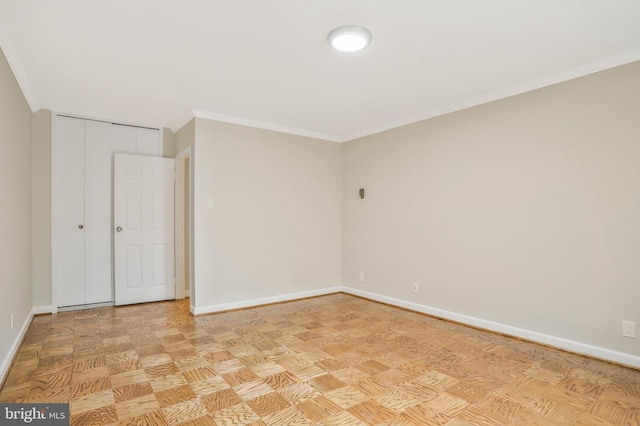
[32,109,52,307]
[342,61,640,358]
[162,127,176,158]
[0,45,33,376]
[192,118,341,310]
[175,118,195,155]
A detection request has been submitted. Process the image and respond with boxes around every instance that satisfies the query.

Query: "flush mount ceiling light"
[328,25,372,52]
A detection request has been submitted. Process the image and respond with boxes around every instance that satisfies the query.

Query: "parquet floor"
[1,294,639,425]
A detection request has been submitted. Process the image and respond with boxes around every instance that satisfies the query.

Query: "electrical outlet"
[412,282,419,294]
[10,313,14,329]
[359,272,365,282]
[622,320,636,338]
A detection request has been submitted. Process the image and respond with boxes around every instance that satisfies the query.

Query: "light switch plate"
[622,320,636,338]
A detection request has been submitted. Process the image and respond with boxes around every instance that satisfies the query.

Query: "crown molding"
[341,49,640,142]
[191,109,342,142]
[170,110,197,134]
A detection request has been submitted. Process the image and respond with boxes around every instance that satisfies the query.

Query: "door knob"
[78,224,84,229]
[116,226,123,232]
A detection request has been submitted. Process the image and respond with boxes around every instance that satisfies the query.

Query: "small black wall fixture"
[359,188,365,199]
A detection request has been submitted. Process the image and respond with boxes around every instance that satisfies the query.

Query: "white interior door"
[114,154,175,306]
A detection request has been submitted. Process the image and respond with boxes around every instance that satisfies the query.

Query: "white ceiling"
[1,1,639,142]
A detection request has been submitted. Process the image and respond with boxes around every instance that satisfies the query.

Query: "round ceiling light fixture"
[328,25,372,52]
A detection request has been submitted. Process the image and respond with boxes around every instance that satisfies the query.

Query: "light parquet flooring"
[1,294,640,425]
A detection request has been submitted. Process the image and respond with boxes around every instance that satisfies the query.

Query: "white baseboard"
[32,305,54,315]
[0,308,35,387]
[342,286,640,369]
[192,286,342,315]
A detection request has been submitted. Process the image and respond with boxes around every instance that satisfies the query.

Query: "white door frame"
[174,147,193,301]
[50,113,64,314]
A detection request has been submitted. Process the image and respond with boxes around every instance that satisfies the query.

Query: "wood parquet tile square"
[201,388,243,412]
[2,293,640,425]
[109,369,148,389]
[297,395,343,422]
[71,388,115,414]
[246,392,291,417]
[71,404,119,426]
[189,375,230,397]
[149,372,189,393]
[115,393,160,419]
[112,381,154,403]
[348,399,397,424]
[161,398,209,425]
[211,401,260,425]
[119,408,169,426]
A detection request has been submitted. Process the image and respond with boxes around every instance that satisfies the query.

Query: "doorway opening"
[175,148,193,306]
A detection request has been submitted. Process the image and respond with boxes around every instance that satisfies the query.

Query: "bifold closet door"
[55,115,161,308]
[55,118,115,307]
[54,116,86,307]
[111,124,160,156]
[84,120,114,304]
